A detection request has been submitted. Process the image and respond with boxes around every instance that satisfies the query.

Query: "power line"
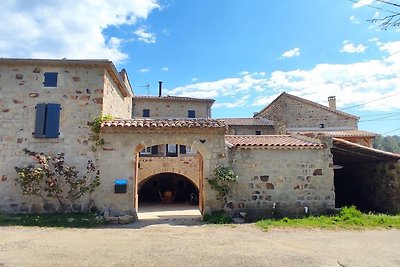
[359,113,400,122]
[381,127,400,135]
[361,111,400,117]
[342,92,400,111]
[377,0,400,8]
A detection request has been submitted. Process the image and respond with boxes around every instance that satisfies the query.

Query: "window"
[143,109,150,117]
[43,72,58,87]
[166,144,178,157]
[255,130,262,135]
[188,110,195,118]
[179,145,192,154]
[34,103,61,138]
[140,145,159,155]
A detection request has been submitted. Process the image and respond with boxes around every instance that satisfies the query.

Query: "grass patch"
[203,211,233,224]
[0,213,103,228]
[256,206,400,231]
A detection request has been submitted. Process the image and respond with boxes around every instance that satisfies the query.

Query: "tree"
[373,135,400,153]
[15,148,100,212]
[353,0,400,29]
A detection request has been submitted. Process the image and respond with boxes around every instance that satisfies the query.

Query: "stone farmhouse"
[1,58,399,220]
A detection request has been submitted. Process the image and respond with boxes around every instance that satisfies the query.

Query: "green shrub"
[203,211,233,224]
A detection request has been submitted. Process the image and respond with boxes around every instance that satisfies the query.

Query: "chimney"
[328,96,336,110]
[158,81,163,97]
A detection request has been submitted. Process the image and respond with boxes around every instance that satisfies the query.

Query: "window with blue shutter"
[43,72,58,87]
[143,109,150,117]
[34,103,61,138]
[188,110,195,118]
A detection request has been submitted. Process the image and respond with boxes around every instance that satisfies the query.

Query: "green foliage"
[15,149,100,212]
[373,135,400,153]
[207,166,238,203]
[0,213,103,228]
[256,206,400,231]
[203,211,233,224]
[89,114,113,150]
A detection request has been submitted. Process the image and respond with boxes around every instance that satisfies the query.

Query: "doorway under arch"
[137,172,202,222]
[138,172,199,205]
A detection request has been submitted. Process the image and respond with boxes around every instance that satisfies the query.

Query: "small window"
[143,109,150,117]
[255,130,262,135]
[188,110,195,118]
[140,147,152,155]
[166,144,178,157]
[34,103,61,138]
[179,145,186,154]
[43,72,58,87]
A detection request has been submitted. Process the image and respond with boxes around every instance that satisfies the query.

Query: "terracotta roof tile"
[132,95,214,103]
[221,118,274,126]
[288,129,377,138]
[225,135,323,149]
[101,118,227,129]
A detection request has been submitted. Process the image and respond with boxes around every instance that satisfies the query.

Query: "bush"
[203,211,233,224]
[15,148,100,212]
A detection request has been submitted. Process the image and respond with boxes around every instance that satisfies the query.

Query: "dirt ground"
[1,223,400,267]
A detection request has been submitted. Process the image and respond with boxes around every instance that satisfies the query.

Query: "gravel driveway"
[0,224,399,267]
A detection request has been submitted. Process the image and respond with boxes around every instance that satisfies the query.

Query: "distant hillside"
[373,135,400,153]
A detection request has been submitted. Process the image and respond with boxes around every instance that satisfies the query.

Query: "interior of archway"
[139,172,199,205]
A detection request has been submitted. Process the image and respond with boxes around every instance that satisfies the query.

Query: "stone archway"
[134,143,204,213]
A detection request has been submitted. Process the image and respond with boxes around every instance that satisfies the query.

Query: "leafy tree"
[207,166,238,204]
[15,148,100,212]
[373,135,400,153]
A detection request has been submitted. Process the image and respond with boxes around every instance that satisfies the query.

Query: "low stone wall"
[226,147,335,220]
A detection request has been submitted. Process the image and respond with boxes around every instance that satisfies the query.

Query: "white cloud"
[352,0,373,8]
[349,16,360,24]
[281,48,300,58]
[0,0,160,64]
[169,41,400,112]
[139,68,150,73]
[134,27,156,44]
[191,78,198,82]
[340,41,367,53]
[162,67,169,71]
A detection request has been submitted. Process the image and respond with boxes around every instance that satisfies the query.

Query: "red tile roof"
[288,129,377,138]
[133,95,214,103]
[101,118,227,129]
[225,135,323,149]
[221,118,274,126]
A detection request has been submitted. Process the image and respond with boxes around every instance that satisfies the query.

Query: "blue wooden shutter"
[45,103,61,138]
[188,110,195,118]
[43,72,58,87]
[143,109,150,117]
[34,103,46,138]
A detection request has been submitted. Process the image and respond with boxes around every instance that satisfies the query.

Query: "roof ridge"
[254,92,359,119]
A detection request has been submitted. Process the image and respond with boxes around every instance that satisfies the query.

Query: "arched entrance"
[138,172,199,205]
[134,142,205,217]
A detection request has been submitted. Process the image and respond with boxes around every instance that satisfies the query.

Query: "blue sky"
[1,0,399,135]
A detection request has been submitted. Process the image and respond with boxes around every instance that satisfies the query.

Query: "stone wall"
[226,147,335,220]
[132,98,212,118]
[335,161,400,213]
[255,97,286,134]
[227,125,275,135]
[102,72,132,119]
[96,128,227,216]
[138,154,201,188]
[256,95,358,133]
[0,61,129,213]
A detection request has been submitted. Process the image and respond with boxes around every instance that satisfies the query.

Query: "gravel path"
[0,224,399,267]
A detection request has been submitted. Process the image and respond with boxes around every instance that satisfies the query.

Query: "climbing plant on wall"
[89,114,113,151]
[207,166,238,204]
[15,148,100,212]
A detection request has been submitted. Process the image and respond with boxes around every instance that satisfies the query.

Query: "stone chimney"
[328,96,336,110]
